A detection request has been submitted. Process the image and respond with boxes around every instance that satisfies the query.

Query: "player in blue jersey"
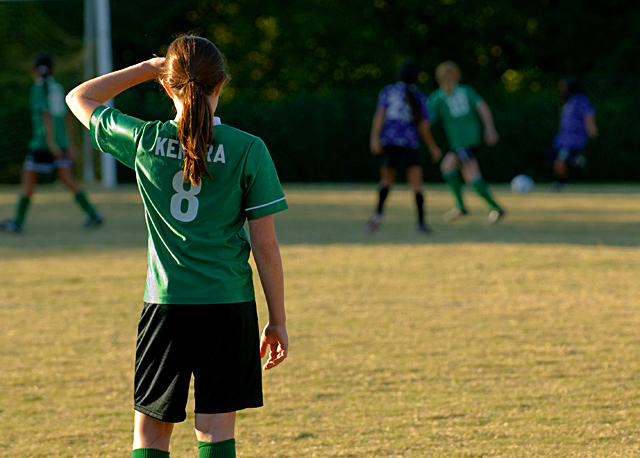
[67,35,288,458]
[1,52,101,233]
[546,78,598,190]
[364,59,441,234]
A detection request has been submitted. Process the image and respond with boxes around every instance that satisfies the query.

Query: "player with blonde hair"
[429,61,504,223]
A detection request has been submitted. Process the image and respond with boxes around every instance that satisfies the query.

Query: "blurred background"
[1,0,639,185]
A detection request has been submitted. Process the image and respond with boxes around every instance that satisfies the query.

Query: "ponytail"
[397,58,422,125]
[406,86,422,126]
[33,52,54,94]
[178,80,213,186]
[162,35,228,186]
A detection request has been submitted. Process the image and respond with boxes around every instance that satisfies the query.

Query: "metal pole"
[82,0,95,181]
[95,0,117,188]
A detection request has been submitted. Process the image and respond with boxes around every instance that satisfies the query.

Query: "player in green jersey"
[428,61,504,224]
[66,36,288,458]
[1,52,102,233]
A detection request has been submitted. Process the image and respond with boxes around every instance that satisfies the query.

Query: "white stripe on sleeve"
[93,108,109,153]
[245,196,287,212]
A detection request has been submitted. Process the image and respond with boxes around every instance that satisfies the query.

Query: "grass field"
[1,182,639,458]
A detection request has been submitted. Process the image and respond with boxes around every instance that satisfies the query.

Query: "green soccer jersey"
[90,106,288,305]
[428,84,484,150]
[29,77,69,151]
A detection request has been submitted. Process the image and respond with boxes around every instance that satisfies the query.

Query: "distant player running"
[364,59,441,234]
[66,35,288,458]
[546,78,598,191]
[1,52,102,233]
[428,61,504,223]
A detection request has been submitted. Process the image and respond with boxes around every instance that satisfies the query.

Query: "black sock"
[377,187,390,214]
[415,192,424,224]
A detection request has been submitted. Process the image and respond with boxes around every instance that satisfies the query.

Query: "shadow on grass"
[276,203,640,247]
[0,183,638,251]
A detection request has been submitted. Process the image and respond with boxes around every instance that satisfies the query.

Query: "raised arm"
[66,58,165,129]
[248,215,288,370]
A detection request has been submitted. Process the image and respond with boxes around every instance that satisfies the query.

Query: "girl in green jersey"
[67,36,288,458]
[1,52,102,233]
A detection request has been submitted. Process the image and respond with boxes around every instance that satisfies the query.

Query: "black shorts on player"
[380,144,420,169]
[134,301,263,423]
[23,148,73,174]
[546,146,586,168]
[451,146,476,165]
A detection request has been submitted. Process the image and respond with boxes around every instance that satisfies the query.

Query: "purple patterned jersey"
[376,81,430,149]
[553,94,595,150]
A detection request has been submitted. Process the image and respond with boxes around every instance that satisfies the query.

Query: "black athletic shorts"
[451,147,476,165]
[134,301,263,423]
[380,144,421,169]
[545,146,586,168]
[23,149,73,174]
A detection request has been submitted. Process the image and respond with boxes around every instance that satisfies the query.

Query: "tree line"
[1,0,639,183]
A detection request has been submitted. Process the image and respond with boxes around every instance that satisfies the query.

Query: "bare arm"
[584,113,598,139]
[248,215,288,370]
[66,58,165,129]
[417,119,442,162]
[370,107,386,155]
[42,111,62,157]
[476,100,499,146]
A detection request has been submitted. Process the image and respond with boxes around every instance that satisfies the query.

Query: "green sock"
[131,448,170,458]
[74,191,98,218]
[14,195,30,228]
[471,178,501,210]
[443,170,466,211]
[198,439,236,458]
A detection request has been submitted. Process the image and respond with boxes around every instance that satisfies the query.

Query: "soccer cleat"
[1,219,23,233]
[362,213,382,234]
[487,209,505,224]
[83,214,104,228]
[443,207,468,222]
[417,223,431,234]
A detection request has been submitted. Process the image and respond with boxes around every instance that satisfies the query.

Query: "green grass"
[1,182,639,458]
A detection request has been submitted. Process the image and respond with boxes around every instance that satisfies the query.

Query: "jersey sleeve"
[242,139,288,220]
[30,84,47,113]
[90,105,145,169]
[579,96,595,116]
[466,86,485,108]
[418,91,430,120]
[427,92,440,123]
[376,86,389,110]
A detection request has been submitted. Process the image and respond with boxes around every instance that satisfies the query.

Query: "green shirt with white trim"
[30,77,69,151]
[90,106,288,304]
[428,84,484,150]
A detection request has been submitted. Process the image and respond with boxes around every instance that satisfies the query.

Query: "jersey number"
[446,92,471,117]
[170,171,201,222]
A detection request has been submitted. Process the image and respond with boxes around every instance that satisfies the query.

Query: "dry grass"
[1,183,639,457]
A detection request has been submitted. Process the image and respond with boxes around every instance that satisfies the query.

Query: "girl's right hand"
[146,57,166,77]
[370,139,383,155]
[260,322,288,370]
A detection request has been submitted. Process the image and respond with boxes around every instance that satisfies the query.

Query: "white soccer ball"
[510,174,534,193]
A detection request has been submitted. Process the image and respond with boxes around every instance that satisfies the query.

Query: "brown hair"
[397,59,422,125]
[161,35,228,185]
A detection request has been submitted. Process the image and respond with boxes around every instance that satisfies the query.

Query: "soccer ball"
[510,174,534,193]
